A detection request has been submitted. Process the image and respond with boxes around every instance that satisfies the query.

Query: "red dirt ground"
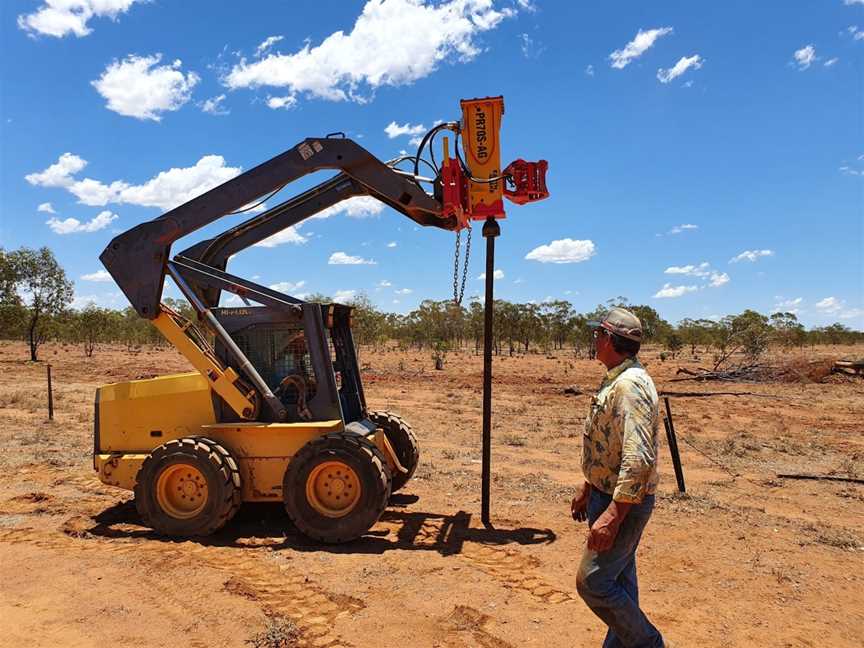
[1,341,862,647]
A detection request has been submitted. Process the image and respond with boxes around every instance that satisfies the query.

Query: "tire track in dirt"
[441,604,515,648]
[408,518,577,605]
[0,526,360,648]
[460,543,578,604]
[51,472,116,496]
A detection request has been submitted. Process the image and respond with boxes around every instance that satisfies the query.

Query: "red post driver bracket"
[503,159,549,205]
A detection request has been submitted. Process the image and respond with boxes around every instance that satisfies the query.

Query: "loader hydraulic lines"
[93,96,549,542]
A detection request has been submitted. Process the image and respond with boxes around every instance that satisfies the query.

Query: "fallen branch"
[833,360,864,377]
[776,473,864,485]
[660,390,778,399]
[672,364,766,383]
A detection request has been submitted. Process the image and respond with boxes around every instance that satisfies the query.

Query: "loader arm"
[179,174,367,308]
[100,137,454,320]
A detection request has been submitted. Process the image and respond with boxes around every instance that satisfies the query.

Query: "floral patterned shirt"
[582,357,660,503]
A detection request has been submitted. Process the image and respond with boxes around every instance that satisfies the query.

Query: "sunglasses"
[592,329,609,340]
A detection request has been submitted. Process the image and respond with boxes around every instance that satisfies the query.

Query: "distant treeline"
[2,246,862,362]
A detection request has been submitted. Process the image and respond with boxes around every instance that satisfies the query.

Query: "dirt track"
[1,341,862,647]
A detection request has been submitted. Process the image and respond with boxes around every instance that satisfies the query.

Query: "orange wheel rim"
[156,464,208,519]
[305,461,361,518]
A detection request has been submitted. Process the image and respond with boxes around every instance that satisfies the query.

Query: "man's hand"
[571,482,591,522]
[587,501,631,552]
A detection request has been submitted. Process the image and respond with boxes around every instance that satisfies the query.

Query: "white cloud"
[478,269,504,280]
[525,238,596,264]
[37,202,56,214]
[92,54,200,121]
[665,262,710,277]
[395,287,413,294]
[668,223,698,235]
[80,269,113,282]
[609,27,673,69]
[69,155,241,209]
[200,94,229,115]
[653,283,697,299]
[814,297,864,320]
[18,0,141,38]
[730,249,774,263]
[25,152,87,187]
[793,45,817,71]
[47,210,117,234]
[333,289,357,303]
[815,297,842,313]
[266,95,297,110]
[256,35,284,57]
[664,262,728,288]
[377,280,392,288]
[708,271,730,288]
[585,64,595,77]
[824,57,839,67]
[329,251,376,265]
[269,280,306,294]
[657,54,703,84]
[223,0,516,103]
[519,33,545,59]
[845,0,864,5]
[254,227,308,248]
[848,26,864,41]
[385,121,425,138]
[387,241,397,248]
[311,196,384,220]
[772,296,803,315]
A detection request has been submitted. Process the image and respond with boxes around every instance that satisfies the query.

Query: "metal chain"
[452,227,472,305]
[461,227,472,303]
[452,230,461,303]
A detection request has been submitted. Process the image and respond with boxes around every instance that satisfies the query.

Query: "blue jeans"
[576,489,663,648]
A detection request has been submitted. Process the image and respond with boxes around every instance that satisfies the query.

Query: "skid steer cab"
[94,303,418,543]
[93,96,547,542]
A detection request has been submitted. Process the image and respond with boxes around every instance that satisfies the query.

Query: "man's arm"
[611,380,658,504]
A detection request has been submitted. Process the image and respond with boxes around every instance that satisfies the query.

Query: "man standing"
[571,307,667,648]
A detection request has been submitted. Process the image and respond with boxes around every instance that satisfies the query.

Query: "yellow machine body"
[95,372,401,502]
[460,96,505,219]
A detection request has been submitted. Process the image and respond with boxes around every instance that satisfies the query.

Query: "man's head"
[589,307,642,368]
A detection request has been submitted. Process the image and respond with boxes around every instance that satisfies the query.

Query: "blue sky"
[1,0,862,328]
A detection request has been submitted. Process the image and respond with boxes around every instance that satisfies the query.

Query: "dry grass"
[246,616,302,648]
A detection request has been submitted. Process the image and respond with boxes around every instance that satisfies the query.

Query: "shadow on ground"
[83,493,557,556]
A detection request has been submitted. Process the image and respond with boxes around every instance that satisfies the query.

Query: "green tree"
[624,304,670,343]
[71,305,113,357]
[5,247,73,361]
[770,311,805,349]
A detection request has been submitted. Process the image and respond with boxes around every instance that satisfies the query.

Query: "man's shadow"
[85,493,557,556]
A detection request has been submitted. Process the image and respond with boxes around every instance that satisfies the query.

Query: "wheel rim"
[156,463,208,519]
[305,461,361,518]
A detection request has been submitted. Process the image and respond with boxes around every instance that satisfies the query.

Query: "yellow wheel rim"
[305,461,361,518]
[155,463,208,519]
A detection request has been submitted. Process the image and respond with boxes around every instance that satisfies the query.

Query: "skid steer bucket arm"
[101,137,455,320]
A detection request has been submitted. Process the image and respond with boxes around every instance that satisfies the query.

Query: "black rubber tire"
[283,432,391,544]
[368,410,419,492]
[134,437,242,537]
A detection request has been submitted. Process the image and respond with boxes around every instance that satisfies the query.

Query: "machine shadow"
[86,496,557,557]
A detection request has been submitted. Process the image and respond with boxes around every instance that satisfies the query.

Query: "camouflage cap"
[588,307,643,342]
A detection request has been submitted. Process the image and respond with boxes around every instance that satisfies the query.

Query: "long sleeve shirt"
[581,357,660,503]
